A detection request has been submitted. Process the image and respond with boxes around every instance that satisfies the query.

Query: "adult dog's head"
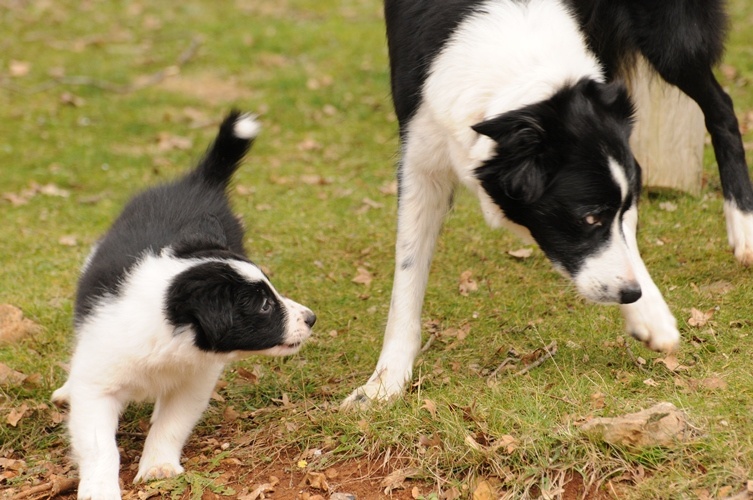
[474,78,643,304]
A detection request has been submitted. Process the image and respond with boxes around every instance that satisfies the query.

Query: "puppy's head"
[474,78,643,304]
[165,260,315,356]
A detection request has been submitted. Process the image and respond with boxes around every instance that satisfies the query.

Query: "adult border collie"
[343,0,753,405]
[53,111,316,500]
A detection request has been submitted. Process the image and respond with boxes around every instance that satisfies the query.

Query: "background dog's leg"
[639,58,753,265]
[673,70,753,266]
[135,365,223,483]
[343,120,455,407]
[618,205,680,352]
[70,390,124,500]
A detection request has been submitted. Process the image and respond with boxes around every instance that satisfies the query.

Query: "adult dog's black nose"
[304,311,317,328]
[619,285,642,304]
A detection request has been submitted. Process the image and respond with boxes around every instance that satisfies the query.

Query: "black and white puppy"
[52,111,316,500]
[343,0,753,405]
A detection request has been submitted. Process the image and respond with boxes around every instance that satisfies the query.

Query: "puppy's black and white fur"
[52,112,316,500]
[343,0,753,405]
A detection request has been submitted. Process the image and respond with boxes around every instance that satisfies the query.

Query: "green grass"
[2,0,753,498]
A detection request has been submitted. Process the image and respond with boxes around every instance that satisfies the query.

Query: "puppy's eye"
[260,298,272,313]
[584,214,604,227]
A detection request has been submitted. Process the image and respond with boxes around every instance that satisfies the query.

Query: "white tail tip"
[234,113,261,140]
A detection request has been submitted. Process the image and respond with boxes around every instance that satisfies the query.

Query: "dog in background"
[53,111,316,500]
[343,0,753,406]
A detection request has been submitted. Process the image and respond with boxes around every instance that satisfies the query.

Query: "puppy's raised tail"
[192,110,260,188]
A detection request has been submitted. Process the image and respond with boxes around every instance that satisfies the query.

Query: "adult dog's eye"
[584,214,604,227]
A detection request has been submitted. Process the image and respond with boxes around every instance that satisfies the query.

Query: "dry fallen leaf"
[0,304,42,343]
[421,398,438,418]
[9,60,31,77]
[508,247,533,259]
[580,402,693,447]
[38,183,71,198]
[381,467,421,494]
[688,307,714,327]
[7,403,29,427]
[0,362,27,386]
[654,353,688,372]
[659,201,678,212]
[156,132,193,152]
[700,376,728,391]
[300,471,329,492]
[59,235,78,246]
[472,479,497,500]
[458,270,478,296]
[223,406,239,423]
[352,267,373,286]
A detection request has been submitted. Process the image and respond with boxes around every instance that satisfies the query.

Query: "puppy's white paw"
[724,201,753,266]
[77,477,122,500]
[621,297,680,353]
[134,462,184,483]
[51,382,70,408]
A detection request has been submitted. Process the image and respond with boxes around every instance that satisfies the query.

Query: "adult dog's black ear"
[165,261,238,351]
[173,213,229,257]
[583,79,635,126]
[472,109,548,204]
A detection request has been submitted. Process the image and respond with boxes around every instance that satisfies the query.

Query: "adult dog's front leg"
[343,131,455,407]
[619,206,680,352]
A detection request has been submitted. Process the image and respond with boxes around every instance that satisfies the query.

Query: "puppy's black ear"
[173,214,229,257]
[472,109,548,204]
[165,261,238,351]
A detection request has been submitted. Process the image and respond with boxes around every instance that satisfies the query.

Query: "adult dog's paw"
[724,201,753,266]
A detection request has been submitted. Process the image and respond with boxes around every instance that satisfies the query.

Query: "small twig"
[420,333,436,353]
[487,357,517,379]
[11,477,76,500]
[514,341,558,376]
[624,342,649,373]
[59,35,202,93]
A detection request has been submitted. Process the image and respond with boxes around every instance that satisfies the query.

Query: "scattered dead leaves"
[2,182,71,207]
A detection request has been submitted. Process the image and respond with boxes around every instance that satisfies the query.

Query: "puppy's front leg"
[69,390,125,500]
[135,364,223,483]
